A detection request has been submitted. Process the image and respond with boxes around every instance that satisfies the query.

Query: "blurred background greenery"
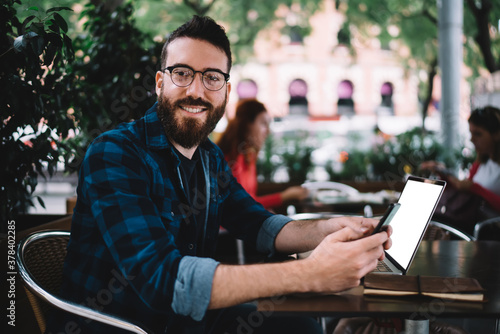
[1,0,498,225]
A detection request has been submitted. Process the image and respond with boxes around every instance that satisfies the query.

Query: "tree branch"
[183,0,217,16]
[465,0,498,73]
[421,57,438,130]
[421,9,437,25]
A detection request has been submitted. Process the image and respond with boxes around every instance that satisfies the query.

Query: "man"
[54,16,391,333]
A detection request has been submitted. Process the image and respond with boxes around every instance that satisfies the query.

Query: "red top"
[226,154,283,209]
[468,161,500,212]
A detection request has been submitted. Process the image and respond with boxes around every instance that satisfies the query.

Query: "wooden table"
[257,241,500,332]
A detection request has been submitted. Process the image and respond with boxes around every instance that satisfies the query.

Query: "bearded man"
[54,15,390,334]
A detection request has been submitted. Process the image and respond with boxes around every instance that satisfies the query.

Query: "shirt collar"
[144,102,171,150]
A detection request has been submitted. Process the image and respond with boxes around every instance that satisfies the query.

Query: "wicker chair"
[16,230,148,333]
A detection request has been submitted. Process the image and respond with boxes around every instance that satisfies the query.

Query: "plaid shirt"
[55,103,291,333]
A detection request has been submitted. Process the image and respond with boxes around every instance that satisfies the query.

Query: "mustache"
[174,97,213,110]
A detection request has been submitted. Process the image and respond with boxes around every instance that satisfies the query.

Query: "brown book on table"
[363,273,485,302]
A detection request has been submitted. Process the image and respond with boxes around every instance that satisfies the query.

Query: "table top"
[257,240,500,319]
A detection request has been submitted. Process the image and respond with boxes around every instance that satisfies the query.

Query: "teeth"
[181,106,204,113]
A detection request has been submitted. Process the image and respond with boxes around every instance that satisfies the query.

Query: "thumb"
[330,226,365,242]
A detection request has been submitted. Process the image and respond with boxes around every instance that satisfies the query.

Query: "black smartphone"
[371,203,401,234]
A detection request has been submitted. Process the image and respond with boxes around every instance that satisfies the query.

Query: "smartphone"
[371,203,401,234]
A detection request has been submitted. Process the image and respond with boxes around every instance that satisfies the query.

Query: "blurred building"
[472,70,500,109]
[227,1,420,119]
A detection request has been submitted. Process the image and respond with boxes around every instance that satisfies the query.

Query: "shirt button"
[188,244,194,250]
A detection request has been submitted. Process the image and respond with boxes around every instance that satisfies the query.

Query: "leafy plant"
[1,0,75,226]
[281,137,314,184]
[65,1,161,171]
[327,149,370,182]
[257,130,314,184]
[257,133,278,183]
[325,127,472,183]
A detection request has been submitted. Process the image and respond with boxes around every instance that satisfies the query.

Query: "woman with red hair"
[217,98,308,210]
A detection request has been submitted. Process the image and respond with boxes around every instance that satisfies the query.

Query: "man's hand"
[210,218,392,309]
[321,216,378,236]
[275,216,391,255]
[301,226,390,293]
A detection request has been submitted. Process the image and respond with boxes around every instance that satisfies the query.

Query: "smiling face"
[155,37,231,150]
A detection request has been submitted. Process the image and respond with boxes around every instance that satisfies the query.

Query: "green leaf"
[29,22,44,35]
[48,21,60,34]
[46,7,73,13]
[63,34,74,60]
[53,13,68,33]
[36,196,46,209]
[44,43,57,66]
[27,6,39,11]
[30,34,45,56]
[22,15,37,28]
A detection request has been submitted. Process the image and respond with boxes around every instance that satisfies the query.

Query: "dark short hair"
[160,16,232,72]
[468,106,500,163]
[469,106,500,134]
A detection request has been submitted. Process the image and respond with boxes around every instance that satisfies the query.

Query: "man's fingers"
[329,226,365,242]
[357,230,389,249]
[383,236,392,250]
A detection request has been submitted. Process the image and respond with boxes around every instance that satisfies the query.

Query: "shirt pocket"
[159,199,188,238]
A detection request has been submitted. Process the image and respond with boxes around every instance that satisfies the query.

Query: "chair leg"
[320,316,328,334]
[364,205,373,218]
[236,239,245,265]
[24,286,46,333]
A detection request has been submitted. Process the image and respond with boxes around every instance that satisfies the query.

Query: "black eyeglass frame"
[162,65,230,91]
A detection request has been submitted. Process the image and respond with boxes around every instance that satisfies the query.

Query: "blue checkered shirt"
[54,103,292,333]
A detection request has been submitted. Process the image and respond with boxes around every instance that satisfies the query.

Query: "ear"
[155,71,164,97]
[225,81,232,103]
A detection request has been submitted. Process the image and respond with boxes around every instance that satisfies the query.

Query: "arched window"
[337,27,350,46]
[381,82,393,107]
[289,26,304,44]
[236,79,258,99]
[288,78,308,116]
[379,82,394,115]
[337,80,354,115]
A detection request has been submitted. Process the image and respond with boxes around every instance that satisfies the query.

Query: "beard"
[157,92,227,149]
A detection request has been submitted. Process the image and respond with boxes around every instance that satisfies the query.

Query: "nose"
[185,72,205,97]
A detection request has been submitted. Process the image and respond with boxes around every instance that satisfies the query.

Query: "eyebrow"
[169,63,227,73]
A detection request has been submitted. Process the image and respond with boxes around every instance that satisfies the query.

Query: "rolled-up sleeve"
[172,256,220,321]
[256,214,293,255]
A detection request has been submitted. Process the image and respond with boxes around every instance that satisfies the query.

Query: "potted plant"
[1,1,75,232]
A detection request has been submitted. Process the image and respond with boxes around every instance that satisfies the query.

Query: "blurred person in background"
[217,98,309,210]
[421,106,500,235]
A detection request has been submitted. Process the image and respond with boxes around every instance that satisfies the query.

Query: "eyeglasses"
[162,65,230,91]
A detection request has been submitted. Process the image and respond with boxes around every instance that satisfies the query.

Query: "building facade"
[226,0,420,119]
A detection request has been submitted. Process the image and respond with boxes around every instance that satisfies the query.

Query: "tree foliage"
[1,0,75,223]
[341,0,500,81]
[463,0,500,76]
[65,1,161,171]
[339,0,500,131]
[132,0,323,63]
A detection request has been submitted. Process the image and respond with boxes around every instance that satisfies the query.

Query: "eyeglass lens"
[170,67,225,91]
